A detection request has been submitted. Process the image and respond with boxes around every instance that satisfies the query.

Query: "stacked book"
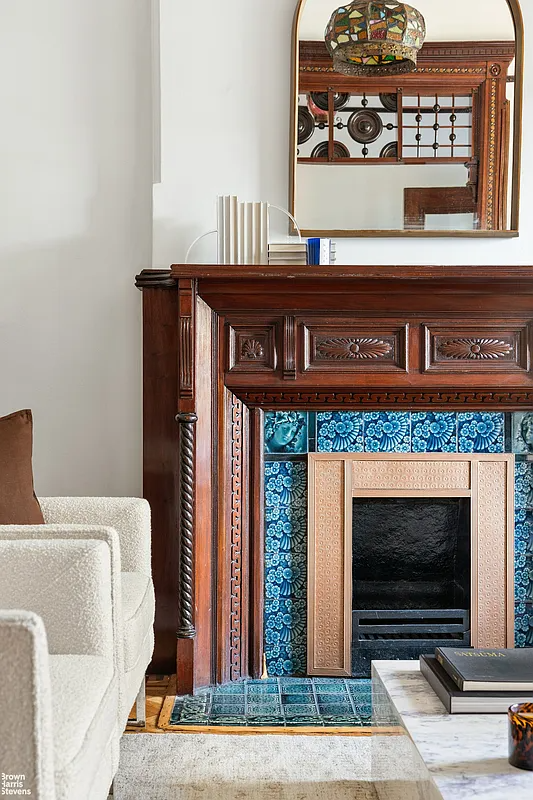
[307,238,336,266]
[421,646,533,714]
[268,243,307,266]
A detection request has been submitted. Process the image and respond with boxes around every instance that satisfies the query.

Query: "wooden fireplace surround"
[136,264,533,693]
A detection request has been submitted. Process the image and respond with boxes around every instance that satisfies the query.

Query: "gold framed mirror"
[290,0,523,237]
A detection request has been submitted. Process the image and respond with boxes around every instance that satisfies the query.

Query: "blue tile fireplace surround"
[264,410,533,678]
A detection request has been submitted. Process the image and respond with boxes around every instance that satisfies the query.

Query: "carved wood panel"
[237,389,533,409]
[229,395,243,681]
[424,321,531,374]
[227,322,278,373]
[303,321,408,373]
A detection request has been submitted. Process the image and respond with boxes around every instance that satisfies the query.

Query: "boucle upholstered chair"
[0,534,121,799]
[0,498,155,797]
[37,497,156,729]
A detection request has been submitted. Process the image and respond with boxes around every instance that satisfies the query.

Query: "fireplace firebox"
[136,265,533,691]
[351,497,471,676]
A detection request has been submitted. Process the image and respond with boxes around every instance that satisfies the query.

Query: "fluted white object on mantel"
[217,195,269,265]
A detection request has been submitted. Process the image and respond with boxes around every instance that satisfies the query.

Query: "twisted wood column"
[176,412,198,639]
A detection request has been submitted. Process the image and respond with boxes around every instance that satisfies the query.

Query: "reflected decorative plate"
[310,92,350,112]
[379,141,398,158]
[347,110,383,144]
[379,93,398,112]
[310,141,350,159]
[298,107,315,144]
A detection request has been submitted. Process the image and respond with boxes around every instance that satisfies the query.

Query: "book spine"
[420,657,451,713]
[435,650,464,691]
[320,238,331,266]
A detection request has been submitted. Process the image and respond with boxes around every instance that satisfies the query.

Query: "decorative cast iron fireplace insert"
[136,265,533,692]
[351,496,471,676]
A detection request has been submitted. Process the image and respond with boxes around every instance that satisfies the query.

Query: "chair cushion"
[49,654,118,800]
[0,409,43,524]
[121,573,155,672]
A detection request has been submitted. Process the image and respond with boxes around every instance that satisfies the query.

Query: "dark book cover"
[420,655,533,713]
[435,647,533,691]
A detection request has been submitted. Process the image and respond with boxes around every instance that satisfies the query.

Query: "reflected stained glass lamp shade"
[325,2,426,77]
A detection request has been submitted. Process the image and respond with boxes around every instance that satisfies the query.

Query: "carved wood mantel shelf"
[136,264,533,690]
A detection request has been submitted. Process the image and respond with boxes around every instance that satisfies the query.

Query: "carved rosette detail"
[175,412,198,639]
[230,396,243,681]
[438,338,513,360]
[241,339,264,360]
[316,337,393,360]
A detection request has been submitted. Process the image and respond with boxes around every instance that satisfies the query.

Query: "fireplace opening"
[351,497,471,677]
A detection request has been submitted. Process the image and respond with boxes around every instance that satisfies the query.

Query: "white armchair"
[0,534,121,800]
[0,498,155,798]
[38,497,156,729]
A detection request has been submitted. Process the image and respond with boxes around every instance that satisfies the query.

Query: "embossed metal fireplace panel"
[307,453,514,676]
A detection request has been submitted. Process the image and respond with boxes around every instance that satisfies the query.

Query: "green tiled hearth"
[169,677,393,728]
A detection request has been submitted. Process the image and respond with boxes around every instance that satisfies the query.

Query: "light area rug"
[113,732,428,800]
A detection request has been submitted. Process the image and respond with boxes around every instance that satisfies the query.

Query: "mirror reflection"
[292,0,519,235]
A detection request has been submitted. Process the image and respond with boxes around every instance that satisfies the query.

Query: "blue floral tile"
[515,603,533,647]
[364,412,411,453]
[411,412,457,453]
[265,552,307,600]
[265,461,307,508]
[265,412,308,454]
[515,460,533,509]
[317,412,364,452]
[265,598,306,646]
[266,506,307,554]
[457,412,504,453]
[266,644,307,677]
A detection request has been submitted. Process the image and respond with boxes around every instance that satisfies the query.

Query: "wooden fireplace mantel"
[136,264,533,690]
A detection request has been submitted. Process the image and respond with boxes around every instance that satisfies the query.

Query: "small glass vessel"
[509,703,533,771]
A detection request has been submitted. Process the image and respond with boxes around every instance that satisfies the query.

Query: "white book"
[320,238,331,266]
[229,195,238,265]
[217,196,225,265]
[268,243,307,252]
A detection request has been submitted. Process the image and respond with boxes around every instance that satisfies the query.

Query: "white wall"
[0,0,153,495]
[154,0,532,265]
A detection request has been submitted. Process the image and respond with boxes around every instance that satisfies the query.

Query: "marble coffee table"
[371,660,533,799]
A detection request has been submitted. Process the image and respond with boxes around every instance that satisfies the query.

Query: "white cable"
[184,229,217,264]
[267,204,303,242]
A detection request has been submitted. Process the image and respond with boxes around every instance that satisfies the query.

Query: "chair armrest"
[0,527,121,663]
[39,497,151,577]
[0,611,55,799]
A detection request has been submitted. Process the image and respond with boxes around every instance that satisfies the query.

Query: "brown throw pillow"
[0,409,44,524]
